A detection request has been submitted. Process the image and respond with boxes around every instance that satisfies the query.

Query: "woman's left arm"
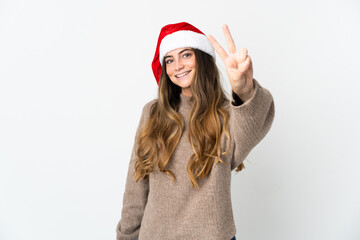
[208,24,275,170]
[228,78,275,170]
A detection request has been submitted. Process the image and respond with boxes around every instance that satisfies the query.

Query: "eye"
[183,53,192,58]
[165,59,173,64]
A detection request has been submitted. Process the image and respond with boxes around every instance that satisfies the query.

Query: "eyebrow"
[164,48,193,60]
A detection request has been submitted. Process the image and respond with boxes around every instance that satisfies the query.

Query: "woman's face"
[164,48,196,96]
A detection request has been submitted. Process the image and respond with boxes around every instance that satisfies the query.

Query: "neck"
[181,88,192,97]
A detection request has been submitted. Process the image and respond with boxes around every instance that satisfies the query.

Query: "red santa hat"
[151,22,216,85]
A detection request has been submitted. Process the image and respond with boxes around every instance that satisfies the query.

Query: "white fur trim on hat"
[159,30,215,66]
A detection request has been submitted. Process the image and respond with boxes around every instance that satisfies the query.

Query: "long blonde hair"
[133,49,244,188]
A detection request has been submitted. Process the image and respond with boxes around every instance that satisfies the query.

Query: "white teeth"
[176,71,189,78]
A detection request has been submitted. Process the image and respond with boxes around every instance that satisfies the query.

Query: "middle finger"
[222,24,236,54]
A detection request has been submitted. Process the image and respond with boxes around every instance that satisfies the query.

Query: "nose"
[174,59,184,71]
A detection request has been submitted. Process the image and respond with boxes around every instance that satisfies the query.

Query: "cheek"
[165,65,174,76]
[190,58,196,69]
[190,64,196,73]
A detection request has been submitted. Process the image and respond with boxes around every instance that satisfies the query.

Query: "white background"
[1,0,359,239]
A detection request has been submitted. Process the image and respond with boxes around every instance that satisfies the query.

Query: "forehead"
[165,47,193,57]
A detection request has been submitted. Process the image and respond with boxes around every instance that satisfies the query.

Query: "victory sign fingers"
[207,24,254,101]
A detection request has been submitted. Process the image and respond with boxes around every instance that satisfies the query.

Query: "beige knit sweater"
[116,79,275,240]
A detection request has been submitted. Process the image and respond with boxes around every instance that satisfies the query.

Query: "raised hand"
[207,24,255,101]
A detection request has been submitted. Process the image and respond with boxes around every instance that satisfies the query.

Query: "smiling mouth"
[175,71,191,78]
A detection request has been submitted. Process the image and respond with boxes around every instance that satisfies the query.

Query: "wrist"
[241,88,255,101]
[234,87,254,102]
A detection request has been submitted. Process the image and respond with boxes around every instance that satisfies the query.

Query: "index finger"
[207,34,228,61]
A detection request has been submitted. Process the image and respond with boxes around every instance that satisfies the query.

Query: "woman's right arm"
[116,102,152,240]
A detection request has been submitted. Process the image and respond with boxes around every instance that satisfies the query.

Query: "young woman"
[116,22,275,240]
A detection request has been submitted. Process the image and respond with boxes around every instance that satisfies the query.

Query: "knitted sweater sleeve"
[229,79,275,170]
[116,102,152,240]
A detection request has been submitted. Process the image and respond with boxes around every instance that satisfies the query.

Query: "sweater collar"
[179,93,193,110]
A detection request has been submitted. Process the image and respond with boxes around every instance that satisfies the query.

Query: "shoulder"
[142,98,158,112]
[140,98,158,119]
